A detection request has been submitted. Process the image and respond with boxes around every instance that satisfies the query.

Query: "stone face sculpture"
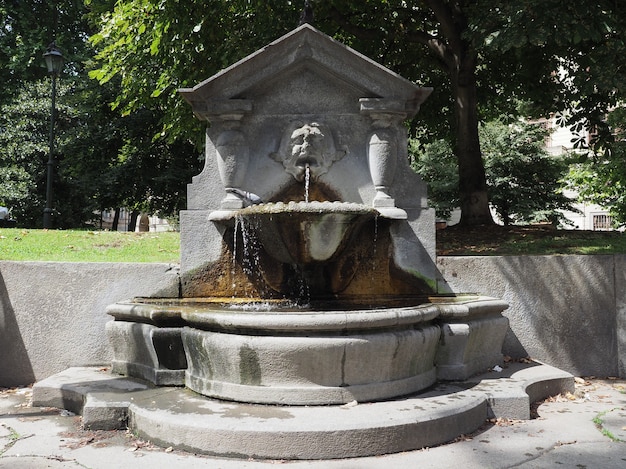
[271,121,346,181]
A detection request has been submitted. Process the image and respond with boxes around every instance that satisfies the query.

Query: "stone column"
[360,98,407,219]
[196,100,253,220]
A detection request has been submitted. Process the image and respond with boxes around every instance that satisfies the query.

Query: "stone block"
[107,321,186,386]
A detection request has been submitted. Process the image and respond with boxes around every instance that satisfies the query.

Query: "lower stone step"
[32,363,573,460]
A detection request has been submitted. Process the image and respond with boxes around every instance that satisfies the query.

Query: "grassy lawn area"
[0,228,180,263]
[437,224,626,256]
[2,225,626,262]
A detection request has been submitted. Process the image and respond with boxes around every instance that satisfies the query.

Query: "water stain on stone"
[239,344,262,385]
[221,405,295,420]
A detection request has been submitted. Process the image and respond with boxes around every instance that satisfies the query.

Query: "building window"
[592,214,613,231]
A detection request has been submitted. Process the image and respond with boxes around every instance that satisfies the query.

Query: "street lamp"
[43,42,64,229]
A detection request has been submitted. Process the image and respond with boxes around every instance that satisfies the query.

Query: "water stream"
[304,163,311,203]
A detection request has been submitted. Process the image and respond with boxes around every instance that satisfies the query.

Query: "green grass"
[437,225,626,256]
[593,408,624,442]
[3,225,626,263]
[0,228,180,263]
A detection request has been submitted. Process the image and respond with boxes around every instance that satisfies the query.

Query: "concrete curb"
[32,362,573,460]
[4,377,626,468]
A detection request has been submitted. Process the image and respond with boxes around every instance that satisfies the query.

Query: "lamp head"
[43,42,64,77]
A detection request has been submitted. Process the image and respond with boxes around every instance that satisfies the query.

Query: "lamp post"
[42,42,64,229]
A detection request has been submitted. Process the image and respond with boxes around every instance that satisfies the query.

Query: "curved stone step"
[32,362,574,460]
[127,383,487,459]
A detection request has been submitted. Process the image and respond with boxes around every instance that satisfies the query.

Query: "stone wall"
[437,255,625,378]
[0,261,179,387]
[1,256,624,386]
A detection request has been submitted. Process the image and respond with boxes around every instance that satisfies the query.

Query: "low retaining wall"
[0,262,179,387]
[1,255,624,386]
[437,255,625,378]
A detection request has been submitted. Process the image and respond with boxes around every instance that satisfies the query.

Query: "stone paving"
[1,377,625,468]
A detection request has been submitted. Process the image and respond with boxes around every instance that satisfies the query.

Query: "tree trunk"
[112,208,120,231]
[128,210,140,232]
[451,64,494,226]
[502,204,510,226]
[418,0,494,226]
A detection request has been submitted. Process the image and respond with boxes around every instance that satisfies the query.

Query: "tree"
[100,108,201,229]
[0,0,115,227]
[87,0,301,148]
[412,119,575,226]
[0,75,123,227]
[567,107,626,227]
[480,120,574,226]
[86,1,625,225]
[0,0,202,228]
[476,0,626,151]
[88,0,497,223]
[0,0,92,99]
[409,139,458,220]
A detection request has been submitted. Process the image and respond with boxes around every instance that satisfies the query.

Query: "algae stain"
[239,344,262,385]
[405,267,437,292]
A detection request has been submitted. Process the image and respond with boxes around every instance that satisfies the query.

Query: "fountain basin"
[182,302,440,405]
[106,296,509,405]
[218,201,378,265]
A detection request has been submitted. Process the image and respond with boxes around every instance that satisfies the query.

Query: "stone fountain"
[32,24,573,460]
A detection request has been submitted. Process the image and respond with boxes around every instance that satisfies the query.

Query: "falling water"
[371,213,379,275]
[236,215,267,298]
[373,213,379,254]
[232,216,240,292]
[304,163,311,203]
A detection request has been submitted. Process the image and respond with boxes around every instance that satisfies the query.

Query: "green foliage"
[0,0,94,95]
[0,81,55,225]
[480,120,575,226]
[567,107,626,227]
[470,0,626,150]
[413,119,575,225]
[0,74,201,228]
[2,1,625,228]
[410,139,459,219]
[83,0,626,225]
[87,0,302,147]
[0,0,202,228]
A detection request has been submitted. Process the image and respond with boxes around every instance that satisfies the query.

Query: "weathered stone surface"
[615,254,626,377]
[434,296,510,380]
[178,24,436,291]
[182,308,441,405]
[0,261,179,386]
[437,255,619,377]
[106,321,186,386]
[4,257,623,387]
[30,363,573,459]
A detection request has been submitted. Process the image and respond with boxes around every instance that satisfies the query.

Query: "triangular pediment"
[180,24,430,118]
[241,62,372,115]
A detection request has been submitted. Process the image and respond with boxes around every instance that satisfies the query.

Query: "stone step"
[32,363,573,460]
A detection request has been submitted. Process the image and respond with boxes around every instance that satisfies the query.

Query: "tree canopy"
[480,120,574,226]
[412,119,575,226]
[568,107,626,227]
[86,0,626,225]
[0,0,201,228]
[2,1,625,228]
